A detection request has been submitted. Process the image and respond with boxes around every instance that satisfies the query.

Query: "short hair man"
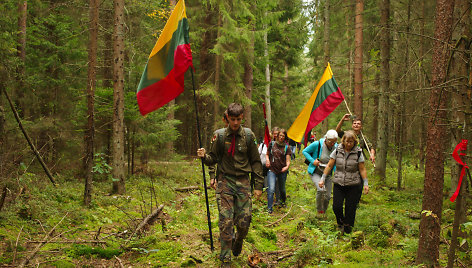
[336,114,376,164]
[197,103,263,265]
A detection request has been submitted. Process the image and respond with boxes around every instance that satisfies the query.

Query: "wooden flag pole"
[190,68,214,251]
[343,100,375,167]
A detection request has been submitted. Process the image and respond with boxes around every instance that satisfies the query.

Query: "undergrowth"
[0,156,470,267]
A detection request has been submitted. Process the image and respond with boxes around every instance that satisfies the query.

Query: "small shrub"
[368,230,389,248]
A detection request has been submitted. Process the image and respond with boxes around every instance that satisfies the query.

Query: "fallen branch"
[18,213,67,268]
[277,253,294,261]
[265,203,293,227]
[115,255,124,268]
[129,204,164,240]
[26,240,107,244]
[175,186,210,192]
[261,249,293,255]
[12,226,23,266]
[296,204,310,214]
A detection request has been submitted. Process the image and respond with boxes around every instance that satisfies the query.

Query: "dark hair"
[351,115,362,124]
[226,103,244,117]
[223,111,228,122]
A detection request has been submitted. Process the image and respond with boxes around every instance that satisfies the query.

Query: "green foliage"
[134,241,182,266]
[68,244,121,259]
[92,153,112,179]
[52,260,75,268]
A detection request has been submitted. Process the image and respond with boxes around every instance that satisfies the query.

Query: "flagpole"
[343,99,375,167]
[191,68,214,251]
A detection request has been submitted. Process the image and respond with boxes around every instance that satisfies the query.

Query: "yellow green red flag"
[287,63,344,145]
[137,0,193,116]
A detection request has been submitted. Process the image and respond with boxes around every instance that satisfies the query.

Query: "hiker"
[265,128,292,213]
[258,138,268,187]
[336,114,375,164]
[296,141,302,155]
[319,130,369,234]
[302,129,338,216]
[197,103,263,265]
[270,127,281,201]
[288,138,297,160]
[208,111,229,189]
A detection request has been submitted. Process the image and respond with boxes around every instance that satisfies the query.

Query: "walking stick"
[190,69,214,251]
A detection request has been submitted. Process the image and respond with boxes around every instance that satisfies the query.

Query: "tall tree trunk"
[447,0,471,265]
[375,0,390,182]
[283,61,289,97]
[372,71,379,146]
[353,0,363,120]
[396,0,410,190]
[84,0,99,206]
[416,0,455,265]
[345,5,352,102]
[264,16,271,130]
[111,0,126,194]
[166,0,177,155]
[101,6,114,165]
[214,12,222,131]
[320,0,330,135]
[418,0,426,170]
[16,0,27,118]
[244,28,254,128]
[102,9,113,89]
[0,85,5,178]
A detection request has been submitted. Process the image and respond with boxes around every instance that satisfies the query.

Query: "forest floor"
[0,154,470,267]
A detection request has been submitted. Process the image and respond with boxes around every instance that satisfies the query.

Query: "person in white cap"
[302,129,338,216]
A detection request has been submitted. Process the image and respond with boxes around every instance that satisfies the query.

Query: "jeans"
[310,172,332,212]
[267,170,287,212]
[290,146,296,160]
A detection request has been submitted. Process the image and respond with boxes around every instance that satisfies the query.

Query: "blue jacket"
[302,138,337,175]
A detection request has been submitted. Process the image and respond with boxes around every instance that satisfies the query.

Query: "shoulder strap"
[316,140,322,159]
[216,128,226,155]
[358,150,362,160]
[244,128,252,148]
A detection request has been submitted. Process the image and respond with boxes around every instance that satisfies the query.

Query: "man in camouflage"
[208,111,229,189]
[197,103,263,265]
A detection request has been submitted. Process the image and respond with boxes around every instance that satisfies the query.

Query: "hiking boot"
[232,238,243,257]
[344,224,352,234]
[337,224,344,236]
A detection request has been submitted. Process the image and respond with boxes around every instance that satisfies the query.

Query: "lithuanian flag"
[137,0,193,116]
[287,63,344,145]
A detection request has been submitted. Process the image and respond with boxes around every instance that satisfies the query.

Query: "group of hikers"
[196,103,376,266]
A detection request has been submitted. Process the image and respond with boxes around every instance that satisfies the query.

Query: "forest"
[0,0,471,267]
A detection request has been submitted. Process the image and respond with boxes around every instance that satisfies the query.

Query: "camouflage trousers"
[216,173,252,262]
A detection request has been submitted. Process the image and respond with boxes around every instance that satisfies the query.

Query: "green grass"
[0,156,471,267]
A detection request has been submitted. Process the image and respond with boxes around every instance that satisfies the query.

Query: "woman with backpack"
[319,130,369,234]
[265,129,292,214]
[303,129,338,216]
